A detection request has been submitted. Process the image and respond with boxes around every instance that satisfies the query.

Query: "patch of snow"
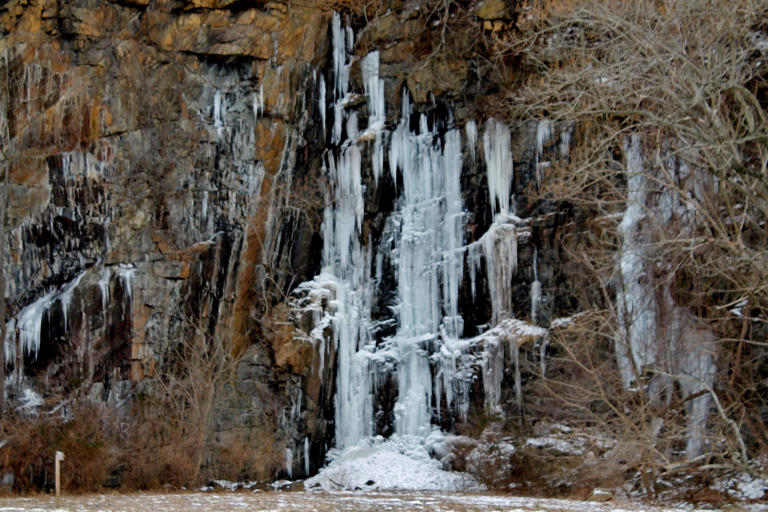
[526,435,585,455]
[305,434,483,492]
[16,387,43,411]
[712,472,768,500]
[549,312,589,330]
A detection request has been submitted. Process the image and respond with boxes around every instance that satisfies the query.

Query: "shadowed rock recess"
[2,0,764,496]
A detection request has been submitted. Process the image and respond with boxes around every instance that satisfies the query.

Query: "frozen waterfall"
[311,12,531,457]
[389,96,465,437]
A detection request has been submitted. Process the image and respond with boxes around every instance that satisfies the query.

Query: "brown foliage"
[0,404,112,493]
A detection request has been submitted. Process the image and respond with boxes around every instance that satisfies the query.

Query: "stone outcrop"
[1,0,333,479]
[1,0,584,483]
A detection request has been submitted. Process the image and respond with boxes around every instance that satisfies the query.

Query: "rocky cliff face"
[1,0,730,488]
[1,0,336,478]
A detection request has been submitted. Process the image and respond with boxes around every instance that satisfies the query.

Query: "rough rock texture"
[1,0,580,481]
[1,0,332,478]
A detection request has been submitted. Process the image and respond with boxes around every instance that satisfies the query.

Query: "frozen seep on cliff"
[299,14,570,490]
[1,0,758,495]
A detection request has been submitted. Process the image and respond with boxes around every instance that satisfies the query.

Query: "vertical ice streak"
[213,89,224,137]
[318,74,326,140]
[531,248,542,324]
[59,271,85,332]
[535,119,552,189]
[483,119,513,219]
[252,84,264,119]
[117,264,136,319]
[3,318,16,369]
[535,119,552,158]
[285,449,293,479]
[389,107,466,436]
[98,267,111,315]
[441,129,464,339]
[616,134,656,388]
[465,120,477,163]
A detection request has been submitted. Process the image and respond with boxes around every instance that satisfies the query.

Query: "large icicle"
[388,96,466,436]
[322,138,375,448]
[483,119,514,219]
[616,134,657,388]
[320,19,377,450]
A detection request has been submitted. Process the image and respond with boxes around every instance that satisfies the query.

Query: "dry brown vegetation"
[0,316,257,493]
[486,0,768,494]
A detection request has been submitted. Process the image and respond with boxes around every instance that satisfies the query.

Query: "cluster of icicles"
[2,152,136,383]
[296,13,554,451]
[300,12,715,462]
[3,263,135,381]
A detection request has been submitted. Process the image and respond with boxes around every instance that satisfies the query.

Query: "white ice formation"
[296,14,547,471]
[616,134,716,459]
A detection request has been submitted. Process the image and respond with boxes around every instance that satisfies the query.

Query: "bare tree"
[494,0,768,480]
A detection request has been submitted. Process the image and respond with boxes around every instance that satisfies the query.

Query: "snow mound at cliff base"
[304,434,483,492]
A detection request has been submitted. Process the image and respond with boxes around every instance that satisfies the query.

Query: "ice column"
[483,118,514,219]
[616,134,657,387]
[321,16,376,449]
[389,95,465,436]
[617,135,716,459]
[322,134,375,449]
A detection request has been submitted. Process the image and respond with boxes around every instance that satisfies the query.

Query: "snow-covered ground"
[0,491,751,512]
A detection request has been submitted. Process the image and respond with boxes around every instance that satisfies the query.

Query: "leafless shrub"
[486,0,768,481]
[0,402,115,493]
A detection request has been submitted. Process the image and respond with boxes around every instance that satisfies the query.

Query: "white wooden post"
[55,451,65,497]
